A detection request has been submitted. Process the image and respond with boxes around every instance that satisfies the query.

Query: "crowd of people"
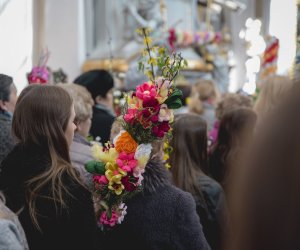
[0,69,298,250]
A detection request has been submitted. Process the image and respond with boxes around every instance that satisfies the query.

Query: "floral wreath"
[85,28,186,231]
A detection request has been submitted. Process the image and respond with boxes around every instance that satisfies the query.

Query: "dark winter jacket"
[100,159,211,250]
[0,111,15,164]
[195,175,226,250]
[0,143,100,250]
[90,104,115,144]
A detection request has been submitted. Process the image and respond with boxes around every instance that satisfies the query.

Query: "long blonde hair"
[254,75,293,119]
[12,85,82,230]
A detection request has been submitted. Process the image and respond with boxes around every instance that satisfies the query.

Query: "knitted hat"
[74,70,114,100]
[0,74,13,101]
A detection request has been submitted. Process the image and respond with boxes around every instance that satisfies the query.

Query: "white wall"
[0,0,33,92]
[44,0,86,82]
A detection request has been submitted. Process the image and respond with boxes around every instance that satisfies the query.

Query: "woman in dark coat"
[0,85,100,250]
[100,136,210,250]
[170,113,225,250]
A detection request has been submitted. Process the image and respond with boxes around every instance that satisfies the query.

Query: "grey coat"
[0,111,15,164]
[69,133,93,188]
[0,199,28,250]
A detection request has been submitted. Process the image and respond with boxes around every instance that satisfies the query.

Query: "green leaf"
[85,160,106,175]
[164,88,183,106]
[166,98,182,109]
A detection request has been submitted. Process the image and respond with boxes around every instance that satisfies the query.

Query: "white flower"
[134,143,152,168]
[117,203,128,224]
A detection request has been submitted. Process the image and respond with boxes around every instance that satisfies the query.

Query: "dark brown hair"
[170,113,208,197]
[227,83,300,250]
[12,85,81,229]
[209,108,257,190]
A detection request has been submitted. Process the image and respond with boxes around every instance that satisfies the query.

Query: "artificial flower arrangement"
[85,28,187,231]
[27,49,50,84]
[168,28,222,51]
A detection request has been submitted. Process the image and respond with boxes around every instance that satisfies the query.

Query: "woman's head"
[227,82,300,250]
[217,108,257,148]
[74,70,114,109]
[170,113,208,195]
[13,85,76,149]
[254,75,293,120]
[12,85,79,229]
[58,83,94,138]
[0,74,17,113]
[210,108,257,188]
[188,80,219,115]
[216,93,253,120]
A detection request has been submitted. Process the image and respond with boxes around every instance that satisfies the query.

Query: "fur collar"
[142,159,171,194]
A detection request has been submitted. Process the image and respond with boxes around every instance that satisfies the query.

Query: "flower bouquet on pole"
[85,28,187,231]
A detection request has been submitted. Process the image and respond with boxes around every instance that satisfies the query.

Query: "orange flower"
[115,131,138,153]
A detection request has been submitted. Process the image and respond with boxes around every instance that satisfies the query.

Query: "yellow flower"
[165,163,171,169]
[92,144,118,164]
[158,47,166,55]
[143,37,152,46]
[148,58,157,66]
[105,163,127,195]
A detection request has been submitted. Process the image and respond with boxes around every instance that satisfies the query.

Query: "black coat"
[90,105,115,144]
[0,144,100,250]
[195,175,226,250]
[100,160,210,250]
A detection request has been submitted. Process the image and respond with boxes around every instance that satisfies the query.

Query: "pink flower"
[116,152,138,172]
[124,108,138,124]
[136,82,157,102]
[93,175,109,185]
[133,167,144,186]
[158,104,174,122]
[100,211,119,227]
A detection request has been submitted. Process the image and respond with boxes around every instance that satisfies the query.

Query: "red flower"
[121,175,138,192]
[152,121,171,138]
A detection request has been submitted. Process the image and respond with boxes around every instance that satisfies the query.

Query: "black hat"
[0,74,13,101]
[74,70,114,100]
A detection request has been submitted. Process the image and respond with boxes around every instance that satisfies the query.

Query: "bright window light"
[269,0,297,75]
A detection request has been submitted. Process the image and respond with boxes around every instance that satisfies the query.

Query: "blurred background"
[0,0,299,94]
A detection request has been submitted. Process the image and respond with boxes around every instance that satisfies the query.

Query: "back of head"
[57,83,94,123]
[216,93,253,120]
[254,75,293,119]
[12,85,80,229]
[227,82,300,250]
[217,108,257,147]
[211,108,257,188]
[13,85,72,155]
[0,74,13,103]
[73,70,114,100]
[170,113,208,195]
[189,80,219,115]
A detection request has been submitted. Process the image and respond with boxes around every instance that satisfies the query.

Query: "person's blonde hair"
[188,80,219,115]
[58,83,94,123]
[254,75,293,119]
